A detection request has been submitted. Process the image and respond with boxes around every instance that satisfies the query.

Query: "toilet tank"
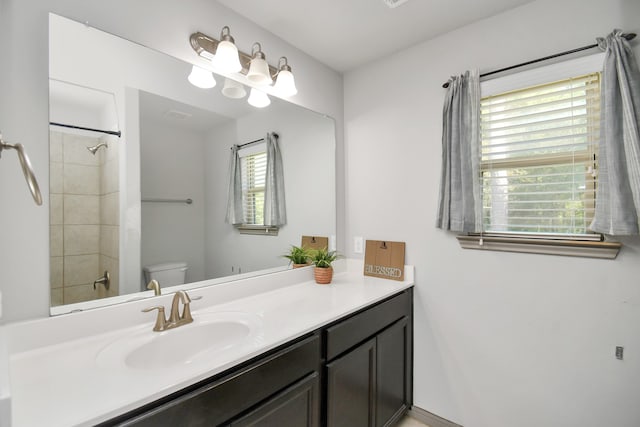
[143,262,188,287]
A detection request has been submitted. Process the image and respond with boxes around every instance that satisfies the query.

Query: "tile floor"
[397,415,431,427]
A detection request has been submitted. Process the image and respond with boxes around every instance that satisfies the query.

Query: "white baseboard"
[408,406,463,427]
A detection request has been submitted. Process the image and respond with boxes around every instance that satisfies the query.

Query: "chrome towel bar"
[142,198,193,205]
[0,133,43,206]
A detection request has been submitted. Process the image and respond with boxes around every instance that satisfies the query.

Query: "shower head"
[87,142,108,155]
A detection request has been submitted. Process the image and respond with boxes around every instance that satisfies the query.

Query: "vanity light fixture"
[188,65,216,88]
[189,30,298,104]
[273,57,298,97]
[247,88,271,108]
[222,78,247,99]
[246,43,273,86]
[213,26,243,73]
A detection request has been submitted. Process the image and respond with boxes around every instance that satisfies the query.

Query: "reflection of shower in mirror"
[87,142,108,155]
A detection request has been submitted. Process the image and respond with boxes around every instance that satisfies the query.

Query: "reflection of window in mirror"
[237,142,278,235]
[240,146,267,226]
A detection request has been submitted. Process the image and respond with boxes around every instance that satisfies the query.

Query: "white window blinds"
[480,72,600,234]
[240,149,267,225]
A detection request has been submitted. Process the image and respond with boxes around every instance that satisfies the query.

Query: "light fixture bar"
[190,32,278,77]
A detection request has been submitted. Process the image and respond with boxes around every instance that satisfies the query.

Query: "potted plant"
[310,248,338,284]
[283,245,311,268]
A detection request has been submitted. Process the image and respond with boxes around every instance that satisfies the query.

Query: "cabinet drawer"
[108,333,320,427]
[325,290,410,361]
[230,372,319,427]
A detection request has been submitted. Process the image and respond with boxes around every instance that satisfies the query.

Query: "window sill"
[237,225,279,236]
[456,233,622,259]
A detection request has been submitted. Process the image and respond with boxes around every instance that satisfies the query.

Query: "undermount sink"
[96,311,261,370]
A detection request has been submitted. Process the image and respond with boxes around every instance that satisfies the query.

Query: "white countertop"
[3,260,414,427]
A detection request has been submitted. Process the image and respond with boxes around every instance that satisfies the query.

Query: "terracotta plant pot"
[314,266,333,284]
[292,263,310,269]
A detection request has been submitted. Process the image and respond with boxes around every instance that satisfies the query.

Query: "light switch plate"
[354,236,364,254]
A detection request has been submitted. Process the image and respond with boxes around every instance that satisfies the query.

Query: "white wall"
[140,117,206,286]
[344,0,640,426]
[0,0,343,323]
[204,103,336,278]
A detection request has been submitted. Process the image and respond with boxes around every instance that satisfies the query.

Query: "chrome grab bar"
[0,133,43,206]
[142,198,193,205]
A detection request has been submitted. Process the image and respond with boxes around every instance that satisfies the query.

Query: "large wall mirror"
[48,14,336,315]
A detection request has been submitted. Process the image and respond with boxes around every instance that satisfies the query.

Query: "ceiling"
[139,90,232,133]
[217,0,536,72]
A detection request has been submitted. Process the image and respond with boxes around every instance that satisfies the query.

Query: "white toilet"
[143,262,188,288]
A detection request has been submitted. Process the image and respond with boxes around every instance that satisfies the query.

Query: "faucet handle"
[142,306,167,331]
[180,293,203,324]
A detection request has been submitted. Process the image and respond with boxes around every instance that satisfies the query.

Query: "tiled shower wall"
[49,131,119,306]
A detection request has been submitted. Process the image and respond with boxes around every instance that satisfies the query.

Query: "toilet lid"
[143,261,187,273]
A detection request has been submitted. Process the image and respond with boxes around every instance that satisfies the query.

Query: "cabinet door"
[230,372,319,427]
[326,338,376,427]
[376,317,410,427]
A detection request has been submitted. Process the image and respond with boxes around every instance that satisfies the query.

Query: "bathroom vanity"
[3,260,413,427]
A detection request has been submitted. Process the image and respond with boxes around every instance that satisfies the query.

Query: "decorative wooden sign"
[301,235,329,251]
[364,240,405,281]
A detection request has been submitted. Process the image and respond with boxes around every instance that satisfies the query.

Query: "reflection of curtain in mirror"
[225,145,243,225]
[264,132,287,226]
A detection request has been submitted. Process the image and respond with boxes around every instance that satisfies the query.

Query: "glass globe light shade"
[247,57,273,86]
[247,88,271,108]
[214,40,242,73]
[222,78,247,99]
[187,65,216,89]
[274,69,297,97]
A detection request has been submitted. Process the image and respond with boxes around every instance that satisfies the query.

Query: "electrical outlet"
[616,346,624,360]
[354,236,364,254]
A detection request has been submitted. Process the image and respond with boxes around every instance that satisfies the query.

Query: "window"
[457,54,621,258]
[480,72,600,235]
[240,148,267,226]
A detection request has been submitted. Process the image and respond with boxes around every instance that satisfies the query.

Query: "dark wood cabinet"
[326,338,377,427]
[102,288,412,427]
[230,372,319,427]
[375,317,410,427]
[102,334,321,427]
[326,315,411,427]
[325,289,412,427]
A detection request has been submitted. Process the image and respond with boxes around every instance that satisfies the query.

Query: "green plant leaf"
[310,247,339,268]
[282,245,311,264]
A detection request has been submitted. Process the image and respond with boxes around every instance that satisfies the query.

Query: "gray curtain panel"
[225,144,243,225]
[436,69,481,232]
[264,132,287,226]
[590,30,640,235]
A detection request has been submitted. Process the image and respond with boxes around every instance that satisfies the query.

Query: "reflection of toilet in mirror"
[143,262,188,290]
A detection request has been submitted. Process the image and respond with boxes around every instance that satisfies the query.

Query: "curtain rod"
[232,132,279,150]
[50,122,122,137]
[442,32,637,89]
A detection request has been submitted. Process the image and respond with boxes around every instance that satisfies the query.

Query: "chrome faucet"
[93,271,110,290]
[142,290,199,332]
